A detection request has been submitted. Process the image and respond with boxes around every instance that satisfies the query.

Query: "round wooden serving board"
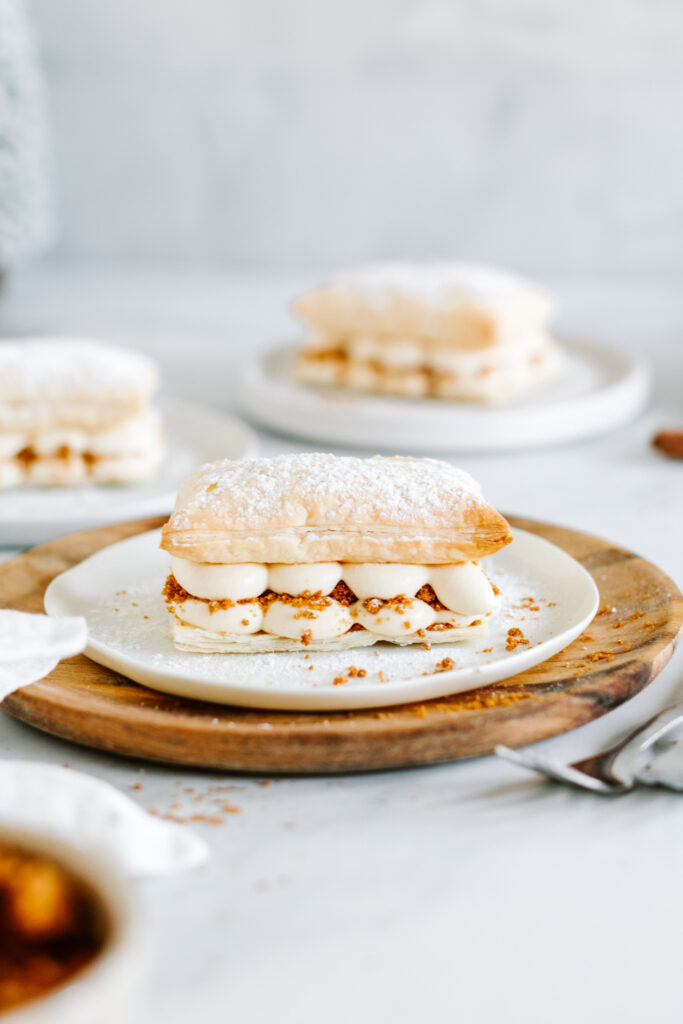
[2,516,683,774]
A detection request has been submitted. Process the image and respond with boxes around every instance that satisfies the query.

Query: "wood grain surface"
[1,515,682,773]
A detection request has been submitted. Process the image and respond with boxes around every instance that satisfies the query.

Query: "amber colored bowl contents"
[0,842,106,1013]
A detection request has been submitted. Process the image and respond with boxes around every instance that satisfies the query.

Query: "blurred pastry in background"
[0,338,165,488]
[293,262,562,403]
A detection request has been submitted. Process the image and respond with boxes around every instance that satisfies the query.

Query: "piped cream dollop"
[171,558,268,602]
[167,558,497,642]
[172,558,495,612]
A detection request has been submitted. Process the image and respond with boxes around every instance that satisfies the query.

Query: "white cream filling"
[352,597,436,637]
[0,408,163,460]
[172,560,269,601]
[266,562,342,598]
[172,558,495,611]
[168,559,497,641]
[173,593,485,640]
[263,599,353,641]
[174,598,265,635]
[344,332,553,375]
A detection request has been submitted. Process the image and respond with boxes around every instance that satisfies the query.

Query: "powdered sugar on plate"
[44,527,599,711]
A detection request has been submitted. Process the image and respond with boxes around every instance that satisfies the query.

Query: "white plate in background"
[0,399,258,547]
[45,526,599,712]
[240,338,649,453]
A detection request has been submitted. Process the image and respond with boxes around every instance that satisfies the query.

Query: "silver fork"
[495,702,683,793]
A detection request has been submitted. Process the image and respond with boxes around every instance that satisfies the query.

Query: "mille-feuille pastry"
[0,338,165,487]
[160,453,511,653]
[293,261,562,403]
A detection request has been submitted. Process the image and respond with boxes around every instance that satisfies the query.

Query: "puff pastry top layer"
[294,262,553,350]
[161,453,512,564]
[0,339,159,430]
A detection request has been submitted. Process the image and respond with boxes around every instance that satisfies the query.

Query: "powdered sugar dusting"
[171,453,486,531]
[0,338,158,403]
[310,262,552,316]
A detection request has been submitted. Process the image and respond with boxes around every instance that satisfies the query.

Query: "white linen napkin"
[0,611,209,876]
[0,608,87,697]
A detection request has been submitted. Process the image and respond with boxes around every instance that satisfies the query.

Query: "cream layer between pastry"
[0,409,165,488]
[297,334,561,402]
[164,558,497,643]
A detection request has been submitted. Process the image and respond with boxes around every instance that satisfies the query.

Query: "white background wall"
[31,0,683,274]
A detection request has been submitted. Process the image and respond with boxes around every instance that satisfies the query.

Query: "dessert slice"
[161,453,511,653]
[293,262,561,403]
[0,338,165,487]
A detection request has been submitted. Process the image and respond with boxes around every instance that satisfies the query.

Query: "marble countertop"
[1,265,682,1023]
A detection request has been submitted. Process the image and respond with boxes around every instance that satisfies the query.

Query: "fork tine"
[494,745,625,794]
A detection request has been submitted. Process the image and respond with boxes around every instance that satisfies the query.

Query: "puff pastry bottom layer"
[295,340,561,403]
[171,617,488,653]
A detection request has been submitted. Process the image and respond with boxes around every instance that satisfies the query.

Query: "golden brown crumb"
[434,657,455,673]
[328,580,357,605]
[415,584,447,610]
[15,446,38,466]
[162,813,224,826]
[586,649,615,663]
[162,574,348,616]
[505,626,530,651]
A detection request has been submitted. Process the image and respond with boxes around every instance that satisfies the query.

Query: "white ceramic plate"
[44,527,599,712]
[0,399,258,547]
[240,339,650,452]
